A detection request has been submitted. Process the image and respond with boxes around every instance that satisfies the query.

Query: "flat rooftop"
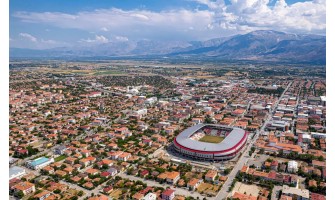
[28,157,50,166]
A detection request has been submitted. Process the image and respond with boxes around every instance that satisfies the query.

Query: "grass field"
[54,155,67,162]
[198,135,224,143]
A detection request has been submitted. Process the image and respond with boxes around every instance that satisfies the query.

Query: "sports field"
[198,135,224,143]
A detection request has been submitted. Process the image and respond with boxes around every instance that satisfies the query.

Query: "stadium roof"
[175,124,246,152]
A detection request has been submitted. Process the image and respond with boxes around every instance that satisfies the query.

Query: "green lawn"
[198,135,224,143]
[54,155,67,162]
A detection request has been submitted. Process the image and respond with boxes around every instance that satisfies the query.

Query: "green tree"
[16,191,24,199]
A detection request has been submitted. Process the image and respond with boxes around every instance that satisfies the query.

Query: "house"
[83,182,94,189]
[107,167,118,176]
[55,170,67,177]
[33,190,51,200]
[103,186,113,194]
[12,181,36,195]
[161,189,175,200]
[79,158,90,167]
[81,149,90,157]
[187,178,202,191]
[100,171,111,178]
[140,170,150,178]
[205,170,218,182]
[86,168,100,176]
[166,172,180,184]
[64,157,76,165]
[110,151,123,160]
[118,152,131,161]
[101,159,114,167]
[287,161,298,173]
[41,166,54,174]
[46,182,68,193]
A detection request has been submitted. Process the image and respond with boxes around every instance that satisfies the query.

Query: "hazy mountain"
[10,30,325,64]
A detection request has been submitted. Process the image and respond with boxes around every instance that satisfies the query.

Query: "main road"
[214,81,292,200]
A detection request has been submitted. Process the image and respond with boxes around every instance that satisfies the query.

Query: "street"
[213,81,292,200]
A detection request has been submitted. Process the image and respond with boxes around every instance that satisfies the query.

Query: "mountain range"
[10,30,326,64]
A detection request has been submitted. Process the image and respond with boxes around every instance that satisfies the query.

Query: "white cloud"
[203,0,325,35]
[80,35,109,43]
[101,27,109,32]
[13,8,216,41]
[115,36,128,41]
[13,0,325,42]
[19,33,37,42]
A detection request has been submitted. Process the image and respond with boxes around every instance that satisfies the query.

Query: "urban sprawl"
[9,62,326,200]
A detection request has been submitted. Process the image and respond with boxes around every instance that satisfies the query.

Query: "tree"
[78,191,84,196]
[16,191,24,199]
[54,189,61,194]
[204,115,213,123]
[259,148,265,154]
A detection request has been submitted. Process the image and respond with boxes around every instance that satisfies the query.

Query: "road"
[213,81,292,200]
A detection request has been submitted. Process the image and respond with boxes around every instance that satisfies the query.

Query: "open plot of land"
[197,183,213,193]
[109,189,122,199]
[197,182,220,196]
[199,135,224,143]
[232,182,261,197]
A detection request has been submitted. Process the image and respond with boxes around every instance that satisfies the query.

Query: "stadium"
[173,124,248,161]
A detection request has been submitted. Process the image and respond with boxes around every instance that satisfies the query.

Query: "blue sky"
[10,0,326,49]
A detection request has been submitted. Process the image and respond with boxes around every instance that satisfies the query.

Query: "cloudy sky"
[10,0,326,49]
